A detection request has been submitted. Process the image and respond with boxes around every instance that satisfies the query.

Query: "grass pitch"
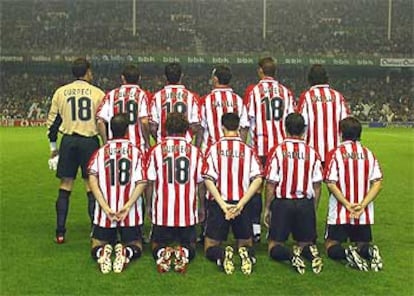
[0,127,413,295]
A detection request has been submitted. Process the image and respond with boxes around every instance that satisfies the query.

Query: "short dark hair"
[165,63,182,84]
[221,113,240,131]
[122,64,140,83]
[212,65,232,85]
[308,64,329,86]
[110,113,129,138]
[258,57,276,77]
[165,112,189,135]
[340,117,362,141]
[71,58,91,78]
[285,113,305,136]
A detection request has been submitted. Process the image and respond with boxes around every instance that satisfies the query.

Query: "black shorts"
[205,200,252,241]
[325,224,372,243]
[268,198,316,242]
[57,134,100,179]
[151,225,196,245]
[91,225,142,245]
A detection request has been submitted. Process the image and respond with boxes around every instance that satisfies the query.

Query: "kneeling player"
[146,113,204,273]
[324,117,383,271]
[264,113,323,274]
[88,114,147,274]
[203,113,263,275]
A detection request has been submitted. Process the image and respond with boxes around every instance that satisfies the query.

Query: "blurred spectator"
[0,63,412,123]
[0,0,412,57]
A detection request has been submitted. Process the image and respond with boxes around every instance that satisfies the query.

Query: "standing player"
[297,64,350,165]
[146,113,204,273]
[264,113,323,274]
[88,114,147,274]
[47,57,105,243]
[324,117,383,272]
[203,113,262,275]
[244,57,295,243]
[96,64,150,152]
[200,65,249,149]
[149,62,202,146]
[198,65,249,244]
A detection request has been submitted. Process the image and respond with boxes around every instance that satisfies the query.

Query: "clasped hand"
[222,203,243,220]
[347,203,365,219]
[105,206,130,222]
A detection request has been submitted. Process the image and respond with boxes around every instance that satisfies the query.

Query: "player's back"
[266,138,322,199]
[297,84,349,162]
[151,85,200,142]
[48,80,105,136]
[201,88,248,147]
[97,84,149,149]
[147,136,203,227]
[205,137,262,201]
[325,140,382,225]
[88,139,145,227]
[246,77,295,156]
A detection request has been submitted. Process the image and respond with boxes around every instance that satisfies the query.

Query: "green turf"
[0,127,413,295]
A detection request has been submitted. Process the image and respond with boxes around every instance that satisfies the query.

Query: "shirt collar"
[310,84,330,89]
[284,137,305,144]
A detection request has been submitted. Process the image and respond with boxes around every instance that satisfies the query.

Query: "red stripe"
[254,82,268,154]
[227,141,234,201]
[311,90,319,155]
[322,95,328,161]
[113,89,120,115]
[363,146,371,224]
[351,143,359,225]
[160,89,167,138]
[115,142,122,219]
[332,91,338,152]
[333,156,342,225]
[340,146,351,223]
[184,144,191,226]
[280,143,288,198]
[238,142,244,200]
[291,143,299,199]
[215,142,222,200]
[210,92,220,145]
[173,139,180,226]
[161,144,169,225]
[192,152,201,223]
[103,145,111,227]
[123,143,132,226]
[303,145,310,196]
[153,150,160,225]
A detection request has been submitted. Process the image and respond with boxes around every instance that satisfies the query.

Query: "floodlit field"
[0,127,413,295]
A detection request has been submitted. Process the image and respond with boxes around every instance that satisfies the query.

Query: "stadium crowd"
[1,64,412,123]
[1,0,412,57]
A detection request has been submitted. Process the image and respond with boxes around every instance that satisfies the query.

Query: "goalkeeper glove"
[48,154,59,171]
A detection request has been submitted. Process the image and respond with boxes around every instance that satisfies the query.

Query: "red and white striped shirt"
[265,138,323,199]
[200,88,249,150]
[297,84,350,162]
[324,141,383,225]
[150,84,200,143]
[245,77,295,157]
[147,136,203,227]
[202,137,263,201]
[88,139,146,228]
[96,84,149,151]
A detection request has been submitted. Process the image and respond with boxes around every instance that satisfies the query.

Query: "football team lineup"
[1,0,413,294]
[45,59,384,276]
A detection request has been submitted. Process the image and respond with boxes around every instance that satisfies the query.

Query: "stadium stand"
[1,0,412,56]
[1,63,412,123]
[0,0,412,123]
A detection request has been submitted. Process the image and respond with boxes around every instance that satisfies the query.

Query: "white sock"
[253,224,261,236]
